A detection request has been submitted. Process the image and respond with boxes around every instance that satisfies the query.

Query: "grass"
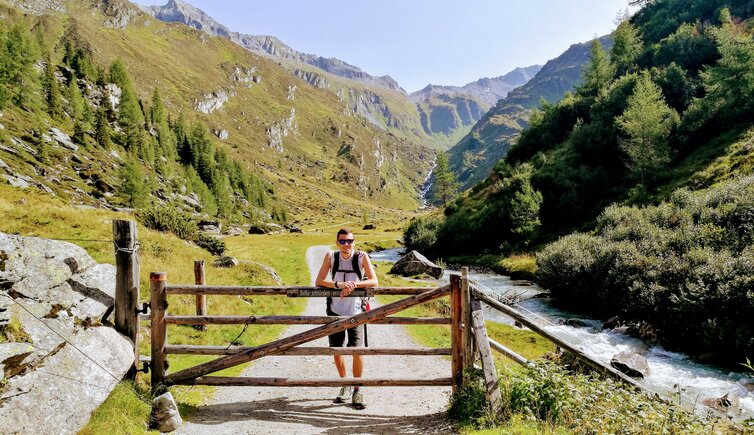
[447,254,538,281]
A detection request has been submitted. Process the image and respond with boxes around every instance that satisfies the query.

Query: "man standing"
[315,228,378,410]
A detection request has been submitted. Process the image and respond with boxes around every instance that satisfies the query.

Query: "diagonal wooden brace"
[165,284,451,385]
[470,298,501,413]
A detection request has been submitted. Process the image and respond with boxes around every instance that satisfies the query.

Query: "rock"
[225,226,244,236]
[702,393,741,415]
[151,391,182,432]
[198,220,222,234]
[602,316,622,330]
[610,351,651,378]
[49,127,78,151]
[214,129,229,140]
[248,223,270,234]
[0,157,9,170]
[610,326,630,335]
[288,226,303,234]
[389,250,444,279]
[626,321,659,344]
[0,342,34,380]
[213,256,239,268]
[195,90,232,114]
[67,264,117,320]
[562,318,591,328]
[0,327,133,434]
[362,224,376,230]
[2,174,31,189]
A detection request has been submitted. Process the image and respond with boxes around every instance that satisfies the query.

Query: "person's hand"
[339,281,357,299]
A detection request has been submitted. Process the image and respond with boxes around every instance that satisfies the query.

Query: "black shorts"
[326,306,364,347]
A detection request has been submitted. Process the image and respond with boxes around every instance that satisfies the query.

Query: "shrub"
[137,205,196,240]
[195,233,225,256]
[403,215,442,256]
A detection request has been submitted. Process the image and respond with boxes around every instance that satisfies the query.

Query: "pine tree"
[110,60,145,153]
[94,105,111,148]
[41,55,63,119]
[611,21,642,76]
[117,158,149,208]
[0,21,40,109]
[578,40,614,99]
[431,151,459,207]
[150,88,176,160]
[615,73,678,186]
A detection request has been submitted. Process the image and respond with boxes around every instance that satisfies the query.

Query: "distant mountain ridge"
[409,65,541,140]
[140,0,404,92]
[448,36,613,189]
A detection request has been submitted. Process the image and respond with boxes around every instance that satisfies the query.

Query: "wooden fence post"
[450,274,464,394]
[461,267,473,369]
[470,297,501,413]
[150,272,168,390]
[194,260,207,331]
[113,220,139,379]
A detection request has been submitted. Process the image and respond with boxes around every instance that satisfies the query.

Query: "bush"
[195,233,225,256]
[137,205,196,240]
[403,215,442,256]
[536,175,754,361]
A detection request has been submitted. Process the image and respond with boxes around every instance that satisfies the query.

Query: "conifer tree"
[615,73,678,186]
[110,60,145,153]
[0,21,40,109]
[578,40,614,98]
[431,151,459,207]
[117,158,149,208]
[42,55,63,119]
[611,21,642,76]
[94,105,111,148]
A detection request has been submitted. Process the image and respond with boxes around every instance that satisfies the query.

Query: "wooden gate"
[148,272,469,392]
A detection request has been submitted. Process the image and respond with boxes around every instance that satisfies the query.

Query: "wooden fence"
[111,219,647,412]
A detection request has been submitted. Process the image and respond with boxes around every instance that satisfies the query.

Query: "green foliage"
[615,72,679,186]
[577,40,614,99]
[536,175,754,361]
[195,233,225,256]
[41,56,63,119]
[0,20,40,109]
[94,105,111,148]
[611,20,643,75]
[137,204,197,240]
[448,369,494,427]
[117,159,150,208]
[429,151,459,206]
[403,215,443,255]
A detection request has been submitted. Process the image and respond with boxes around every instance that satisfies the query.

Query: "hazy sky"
[135,0,633,92]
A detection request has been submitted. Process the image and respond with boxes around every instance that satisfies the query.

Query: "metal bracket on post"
[136,302,150,315]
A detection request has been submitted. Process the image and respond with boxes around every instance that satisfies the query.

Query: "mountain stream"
[370,248,754,420]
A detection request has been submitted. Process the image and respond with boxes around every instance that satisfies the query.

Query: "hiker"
[315,228,378,410]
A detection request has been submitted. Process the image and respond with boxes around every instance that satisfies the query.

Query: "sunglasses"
[337,239,355,245]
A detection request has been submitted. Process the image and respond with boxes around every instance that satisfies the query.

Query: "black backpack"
[327,251,363,312]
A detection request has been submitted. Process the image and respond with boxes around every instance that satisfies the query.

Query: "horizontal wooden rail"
[470,286,646,391]
[166,284,451,384]
[175,376,454,387]
[488,337,532,367]
[165,345,452,356]
[164,315,450,325]
[165,285,434,296]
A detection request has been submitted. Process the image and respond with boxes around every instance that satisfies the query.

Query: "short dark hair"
[336,228,353,239]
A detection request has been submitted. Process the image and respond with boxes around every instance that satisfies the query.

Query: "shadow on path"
[187,396,454,434]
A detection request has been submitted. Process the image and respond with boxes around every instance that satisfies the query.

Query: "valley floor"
[175,245,455,435]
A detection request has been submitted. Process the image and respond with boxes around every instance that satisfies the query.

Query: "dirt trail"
[176,245,454,435]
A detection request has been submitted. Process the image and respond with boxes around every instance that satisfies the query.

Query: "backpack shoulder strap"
[352,251,363,281]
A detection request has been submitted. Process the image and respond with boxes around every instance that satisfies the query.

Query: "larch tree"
[431,151,459,207]
[615,73,679,186]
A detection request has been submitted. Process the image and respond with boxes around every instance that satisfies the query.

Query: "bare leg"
[352,355,363,392]
[334,355,347,378]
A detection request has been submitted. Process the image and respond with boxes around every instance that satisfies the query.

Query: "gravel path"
[176,246,454,435]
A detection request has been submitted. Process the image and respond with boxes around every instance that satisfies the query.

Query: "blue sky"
[135,0,634,92]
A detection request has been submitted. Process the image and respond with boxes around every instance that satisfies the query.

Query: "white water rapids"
[370,248,754,420]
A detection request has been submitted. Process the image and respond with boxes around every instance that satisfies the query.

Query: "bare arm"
[314,252,336,288]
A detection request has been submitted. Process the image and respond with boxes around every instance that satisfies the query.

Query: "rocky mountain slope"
[0,0,433,225]
[448,36,612,189]
[140,0,540,149]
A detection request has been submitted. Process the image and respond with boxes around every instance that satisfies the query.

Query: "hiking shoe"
[352,389,365,410]
[334,386,352,403]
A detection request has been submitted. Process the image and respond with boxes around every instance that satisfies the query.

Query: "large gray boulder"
[0,232,133,434]
[389,250,444,279]
[610,351,651,378]
[0,327,133,434]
